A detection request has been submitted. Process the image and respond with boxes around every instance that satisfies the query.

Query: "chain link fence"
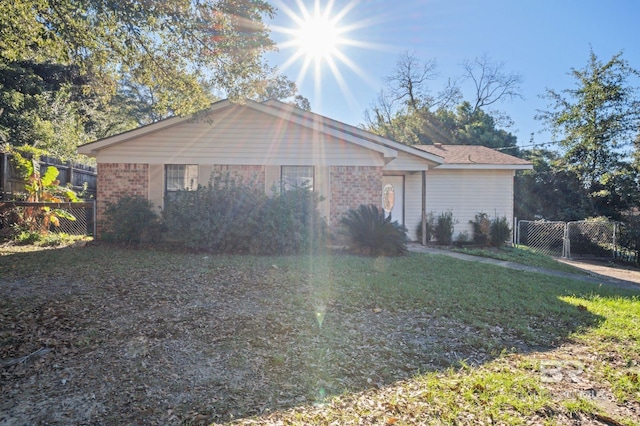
[516,221,566,257]
[517,220,617,259]
[0,202,95,236]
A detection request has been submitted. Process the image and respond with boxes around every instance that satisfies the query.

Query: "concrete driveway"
[407,244,640,292]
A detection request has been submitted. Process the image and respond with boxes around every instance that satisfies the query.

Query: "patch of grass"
[0,244,638,425]
[453,245,585,274]
[562,295,640,404]
[2,233,91,252]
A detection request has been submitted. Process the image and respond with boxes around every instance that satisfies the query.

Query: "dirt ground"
[1,246,638,425]
[557,257,640,286]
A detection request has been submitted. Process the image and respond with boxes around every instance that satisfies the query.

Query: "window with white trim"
[281,166,314,191]
[165,165,198,197]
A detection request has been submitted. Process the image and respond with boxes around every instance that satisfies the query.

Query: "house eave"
[434,164,533,170]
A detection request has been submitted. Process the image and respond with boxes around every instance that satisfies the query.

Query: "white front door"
[382,176,404,225]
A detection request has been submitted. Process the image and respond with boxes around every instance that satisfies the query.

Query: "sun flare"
[293,9,343,62]
[271,0,382,110]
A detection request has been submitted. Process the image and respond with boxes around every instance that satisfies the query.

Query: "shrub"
[250,187,327,255]
[456,231,470,244]
[470,212,491,245]
[490,216,512,247]
[415,212,435,243]
[103,195,160,244]
[434,211,456,245]
[341,204,408,256]
[162,176,327,254]
[162,175,261,252]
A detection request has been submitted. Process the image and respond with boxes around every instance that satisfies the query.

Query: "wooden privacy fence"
[0,201,96,236]
[0,152,97,200]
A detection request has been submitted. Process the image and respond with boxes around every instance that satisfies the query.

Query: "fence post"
[562,223,570,259]
[92,199,97,238]
[0,152,11,200]
[612,222,618,259]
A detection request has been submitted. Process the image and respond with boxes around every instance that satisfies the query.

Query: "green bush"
[490,216,512,247]
[341,204,408,256]
[162,175,261,252]
[415,212,435,243]
[103,195,160,244]
[250,187,327,255]
[470,212,491,245]
[434,211,456,245]
[162,176,327,254]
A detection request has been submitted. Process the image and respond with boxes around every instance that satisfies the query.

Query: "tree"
[1,0,276,120]
[462,53,524,113]
[254,73,311,111]
[363,52,521,150]
[0,0,286,159]
[515,149,593,221]
[537,49,640,218]
[433,102,518,150]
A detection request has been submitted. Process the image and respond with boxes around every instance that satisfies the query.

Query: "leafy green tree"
[433,102,518,150]
[254,73,311,111]
[1,0,295,158]
[537,49,640,217]
[1,0,276,109]
[514,149,593,221]
[0,60,137,158]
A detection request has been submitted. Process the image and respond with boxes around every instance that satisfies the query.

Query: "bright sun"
[293,9,343,62]
[272,0,373,98]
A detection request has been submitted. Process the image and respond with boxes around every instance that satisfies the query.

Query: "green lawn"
[452,244,587,274]
[0,243,638,425]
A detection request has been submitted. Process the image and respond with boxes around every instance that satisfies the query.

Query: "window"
[281,166,314,191]
[165,165,198,196]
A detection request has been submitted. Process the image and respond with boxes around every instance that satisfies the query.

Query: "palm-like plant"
[341,204,408,256]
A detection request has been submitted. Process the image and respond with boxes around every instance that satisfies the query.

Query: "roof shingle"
[415,144,531,165]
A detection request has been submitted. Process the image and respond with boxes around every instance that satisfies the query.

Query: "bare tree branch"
[462,53,523,112]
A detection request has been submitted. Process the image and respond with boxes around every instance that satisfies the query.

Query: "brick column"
[96,163,149,238]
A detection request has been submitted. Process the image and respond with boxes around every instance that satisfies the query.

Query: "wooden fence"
[0,152,97,200]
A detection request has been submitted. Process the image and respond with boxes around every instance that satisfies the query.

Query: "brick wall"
[329,166,382,229]
[210,165,265,189]
[96,163,149,237]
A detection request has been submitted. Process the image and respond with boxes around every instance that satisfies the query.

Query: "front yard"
[1,244,638,424]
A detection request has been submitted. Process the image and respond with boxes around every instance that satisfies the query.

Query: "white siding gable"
[95,106,385,167]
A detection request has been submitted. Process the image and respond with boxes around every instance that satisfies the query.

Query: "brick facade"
[96,163,149,237]
[210,165,265,188]
[329,166,382,229]
[95,163,382,239]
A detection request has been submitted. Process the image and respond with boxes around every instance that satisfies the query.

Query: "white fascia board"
[434,164,533,170]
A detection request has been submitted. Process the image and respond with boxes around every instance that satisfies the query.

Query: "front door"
[382,176,404,225]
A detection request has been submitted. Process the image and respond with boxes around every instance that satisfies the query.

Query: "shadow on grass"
[0,245,636,424]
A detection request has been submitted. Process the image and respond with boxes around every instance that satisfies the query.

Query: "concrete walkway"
[407,244,640,292]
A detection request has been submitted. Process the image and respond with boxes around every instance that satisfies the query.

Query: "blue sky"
[265,0,640,148]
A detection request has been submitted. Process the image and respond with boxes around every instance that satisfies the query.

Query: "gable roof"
[261,100,444,165]
[77,99,531,171]
[77,99,443,166]
[415,144,532,170]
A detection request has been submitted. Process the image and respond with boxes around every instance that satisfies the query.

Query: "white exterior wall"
[95,106,385,222]
[383,151,430,172]
[404,173,424,240]
[95,106,384,167]
[405,169,516,241]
